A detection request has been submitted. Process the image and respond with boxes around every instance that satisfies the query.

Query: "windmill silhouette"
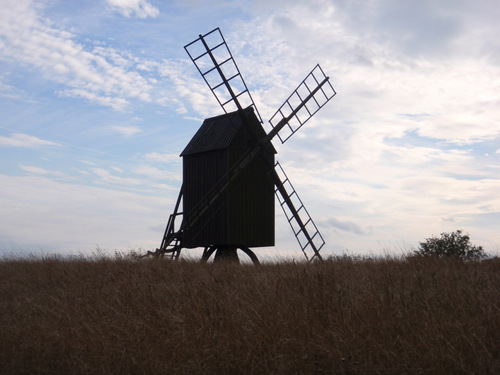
[151,28,336,263]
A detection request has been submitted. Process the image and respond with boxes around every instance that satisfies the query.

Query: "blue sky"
[1,0,499,260]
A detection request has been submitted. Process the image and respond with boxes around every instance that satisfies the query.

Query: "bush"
[414,230,485,260]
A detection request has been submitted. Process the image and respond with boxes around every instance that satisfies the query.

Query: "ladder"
[156,187,184,259]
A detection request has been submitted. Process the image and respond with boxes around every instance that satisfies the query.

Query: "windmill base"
[201,246,260,265]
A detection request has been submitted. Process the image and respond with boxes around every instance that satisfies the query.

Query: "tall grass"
[1,254,498,374]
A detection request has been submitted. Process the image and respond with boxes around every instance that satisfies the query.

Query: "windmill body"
[181,108,275,250]
[151,28,336,263]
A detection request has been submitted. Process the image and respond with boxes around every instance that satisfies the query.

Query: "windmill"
[151,28,336,263]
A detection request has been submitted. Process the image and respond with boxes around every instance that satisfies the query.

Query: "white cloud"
[133,165,182,182]
[106,0,159,19]
[110,125,142,137]
[143,152,180,163]
[0,133,60,147]
[0,77,35,102]
[221,1,500,147]
[110,166,124,173]
[92,168,143,186]
[325,217,367,235]
[59,89,130,111]
[80,160,97,166]
[0,0,157,110]
[19,165,64,177]
[0,174,171,255]
[156,59,214,116]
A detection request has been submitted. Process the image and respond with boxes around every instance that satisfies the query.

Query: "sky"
[1,0,499,260]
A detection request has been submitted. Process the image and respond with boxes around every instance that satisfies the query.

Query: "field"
[1,254,498,374]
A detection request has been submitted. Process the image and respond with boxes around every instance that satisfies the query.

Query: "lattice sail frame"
[274,162,325,261]
[269,64,336,143]
[184,28,263,123]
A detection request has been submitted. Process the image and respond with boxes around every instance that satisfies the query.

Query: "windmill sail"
[269,64,336,143]
[274,162,324,261]
[184,28,263,123]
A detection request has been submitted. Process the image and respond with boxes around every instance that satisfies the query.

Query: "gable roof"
[180,107,274,156]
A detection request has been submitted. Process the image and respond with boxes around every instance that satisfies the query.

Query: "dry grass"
[0,254,498,374]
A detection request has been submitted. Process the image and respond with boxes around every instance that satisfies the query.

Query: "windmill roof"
[180,107,275,156]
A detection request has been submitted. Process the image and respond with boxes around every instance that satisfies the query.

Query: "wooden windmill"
[153,28,336,263]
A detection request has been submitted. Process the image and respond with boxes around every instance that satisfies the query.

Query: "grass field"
[1,254,498,374]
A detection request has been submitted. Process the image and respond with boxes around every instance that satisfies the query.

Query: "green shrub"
[415,230,485,260]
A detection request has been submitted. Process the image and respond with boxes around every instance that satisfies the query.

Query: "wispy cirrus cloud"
[133,165,182,182]
[143,152,180,163]
[92,168,143,186]
[0,77,36,102]
[0,133,60,148]
[0,0,158,111]
[110,125,143,137]
[325,217,368,236]
[105,0,160,19]
[19,165,64,177]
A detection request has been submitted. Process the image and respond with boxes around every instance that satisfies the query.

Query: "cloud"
[0,174,170,255]
[0,0,156,110]
[0,133,60,148]
[156,59,216,117]
[0,78,35,102]
[325,217,367,235]
[80,160,98,166]
[19,165,64,177]
[59,89,131,111]
[133,165,182,182]
[106,0,159,19]
[92,168,143,186]
[143,152,180,163]
[110,125,142,137]
[344,0,462,58]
